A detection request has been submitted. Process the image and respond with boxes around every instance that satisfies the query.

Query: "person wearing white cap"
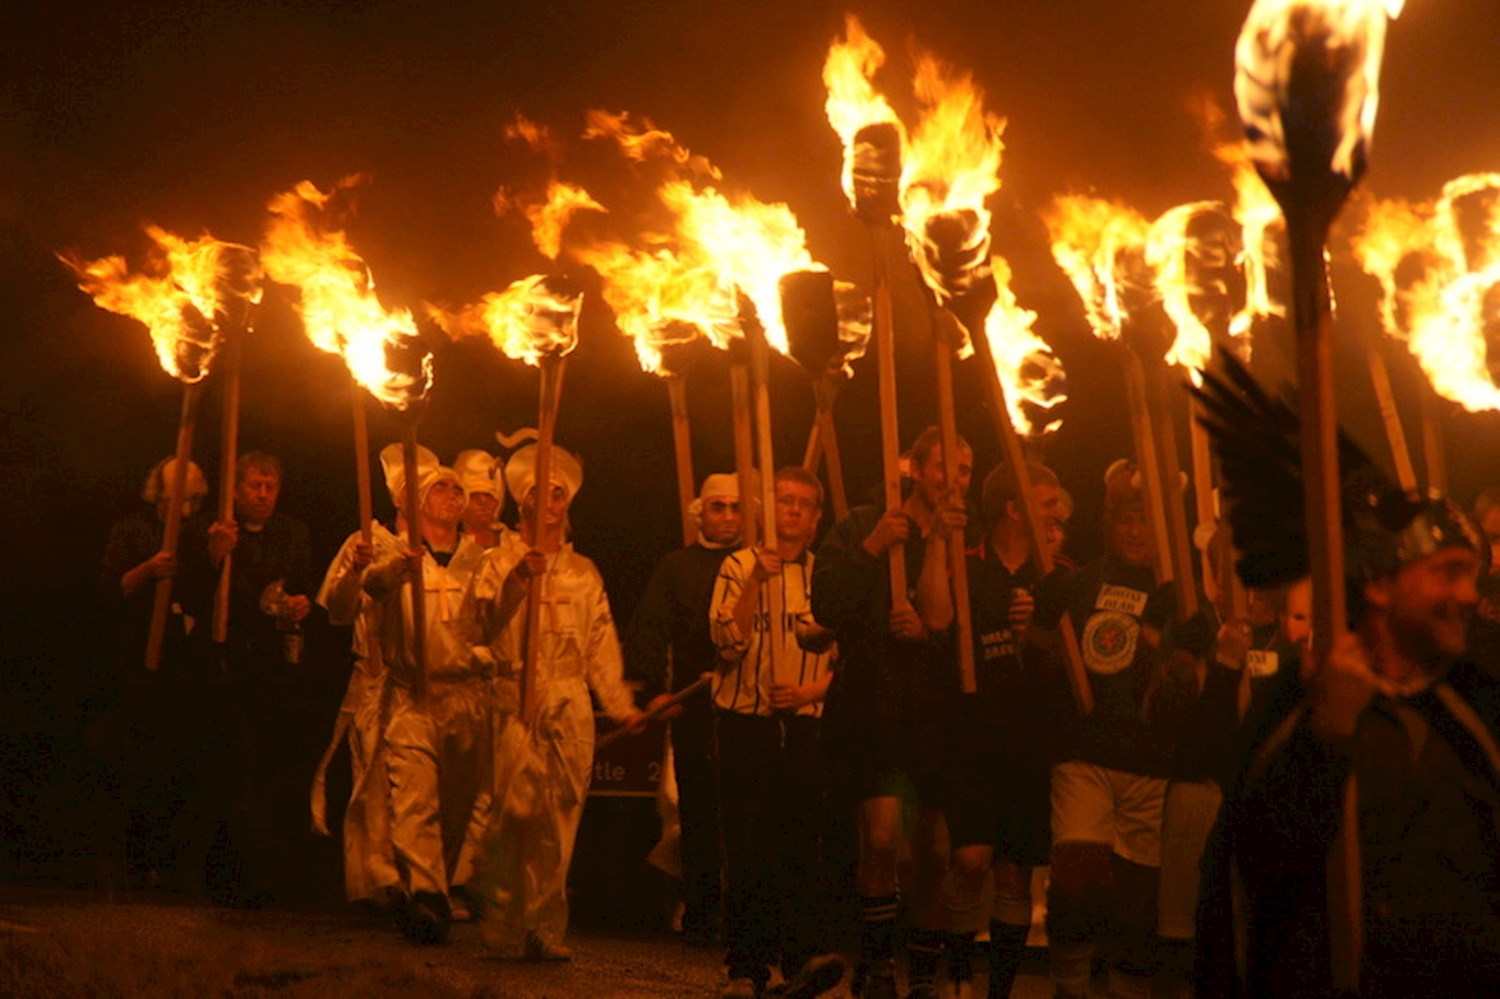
[361,443,490,944]
[310,493,406,912]
[463,441,642,961]
[453,449,507,550]
[622,471,744,943]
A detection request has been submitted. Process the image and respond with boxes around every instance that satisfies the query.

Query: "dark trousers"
[716,710,828,983]
[673,691,723,930]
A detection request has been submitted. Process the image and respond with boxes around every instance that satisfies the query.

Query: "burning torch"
[62,227,261,671]
[1236,1,1403,987]
[431,273,582,723]
[261,178,433,696]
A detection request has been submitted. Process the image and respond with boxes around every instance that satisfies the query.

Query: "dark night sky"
[5,1,1500,726]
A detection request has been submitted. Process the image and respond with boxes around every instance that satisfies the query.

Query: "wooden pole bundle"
[1145,364,1199,620]
[971,317,1094,713]
[930,315,977,693]
[744,308,785,680]
[350,389,384,676]
[729,348,759,550]
[666,374,697,547]
[872,232,910,610]
[210,333,243,645]
[400,416,428,706]
[782,270,852,522]
[521,354,567,724]
[145,383,204,671]
[1120,351,1176,588]
[850,121,911,611]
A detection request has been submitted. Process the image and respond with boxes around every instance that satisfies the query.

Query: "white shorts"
[1157,779,1223,940]
[1050,761,1166,868]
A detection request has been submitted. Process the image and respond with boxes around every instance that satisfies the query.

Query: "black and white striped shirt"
[709,548,834,717]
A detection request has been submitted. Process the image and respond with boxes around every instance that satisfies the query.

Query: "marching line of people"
[98,407,1500,999]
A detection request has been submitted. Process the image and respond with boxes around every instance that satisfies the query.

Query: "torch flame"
[984,258,1066,437]
[583,109,722,180]
[661,180,822,356]
[501,110,827,372]
[429,274,581,368]
[822,14,903,209]
[1146,202,1232,379]
[1190,92,1287,350]
[61,226,259,383]
[901,52,1005,302]
[261,178,431,410]
[1354,174,1500,412]
[517,180,607,261]
[1045,195,1153,342]
[1234,0,1404,184]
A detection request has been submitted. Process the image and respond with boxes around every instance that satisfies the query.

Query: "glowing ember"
[985,257,1066,437]
[1045,194,1153,342]
[261,177,431,410]
[1354,174,1500,412]
[429,274,581,367]
[1234,0,1404,184]
[822,14,904,210]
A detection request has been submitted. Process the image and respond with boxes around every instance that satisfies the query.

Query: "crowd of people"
[97,413,1500,998]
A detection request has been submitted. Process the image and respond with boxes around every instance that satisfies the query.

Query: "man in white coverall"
[453,449,507,550]
[463,443,642,961]
[361,444,489,944]
[310,490,405,911]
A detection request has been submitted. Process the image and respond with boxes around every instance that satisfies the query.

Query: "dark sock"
[987,922,1030,999]
[947,931,976,981]
[858,892,900,969]
[907,928,944,993]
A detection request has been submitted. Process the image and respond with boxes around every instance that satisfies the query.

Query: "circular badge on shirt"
[1081,610,1139,675]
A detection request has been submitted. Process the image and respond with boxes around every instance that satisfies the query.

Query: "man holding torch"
[463,443,643,962]
[312,502,405,912]
[1029,460,1182,999]
[943,460,1071,999]
[361,445,488,944]
[709,466,843,999]
[624,471,745,944]
[812,427,973,999]
[185,450,317,906]
[454,449,507,550]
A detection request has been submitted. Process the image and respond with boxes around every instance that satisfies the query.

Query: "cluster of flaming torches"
[62,0,1498,778]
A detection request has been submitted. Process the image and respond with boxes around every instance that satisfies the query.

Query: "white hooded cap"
[453,449,503,503]
[504,443,583,508]
[380,443,466,513]
[687,472,741,522]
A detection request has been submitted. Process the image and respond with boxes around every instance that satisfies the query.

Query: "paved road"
[0,887,1061,997]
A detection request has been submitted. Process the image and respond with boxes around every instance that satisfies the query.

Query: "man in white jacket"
[361,444,489,944]
[463,442,642,961]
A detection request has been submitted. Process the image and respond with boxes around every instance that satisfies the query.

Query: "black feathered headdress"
[1190,352,1482,594]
